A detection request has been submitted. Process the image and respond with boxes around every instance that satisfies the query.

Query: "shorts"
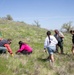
[47,46,56,54]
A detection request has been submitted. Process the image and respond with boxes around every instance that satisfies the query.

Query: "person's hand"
[44,49,47,53]
[15,52,18,54]
[44,48,46,52]
[11,54,14,57]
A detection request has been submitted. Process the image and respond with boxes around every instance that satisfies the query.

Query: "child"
[16,41,33,55]
[70,30,74,54]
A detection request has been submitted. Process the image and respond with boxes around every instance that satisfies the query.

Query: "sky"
[0,0,74,30]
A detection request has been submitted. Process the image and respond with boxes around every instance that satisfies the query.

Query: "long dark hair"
[18,41,24,48]
[47,31,51,43]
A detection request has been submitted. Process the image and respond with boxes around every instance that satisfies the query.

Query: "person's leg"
[47,47,52,61]
[49,53,54,63]
[21,50,28,55]
[47,47,55,62]
[0,47,6,54]
[59,42,64,54]
[28,51,32,55]
[72,49,74,54]
[72,45,74,54]
[56,44,59,53]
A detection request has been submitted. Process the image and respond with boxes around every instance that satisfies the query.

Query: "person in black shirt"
[70,30,74,54]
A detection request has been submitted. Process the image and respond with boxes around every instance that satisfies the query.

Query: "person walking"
[44,31,58,63]
[54,29,64,54]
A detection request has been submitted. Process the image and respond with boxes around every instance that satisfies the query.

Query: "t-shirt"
[44,35,58,49]
[17,44,32,52]
[54,32,64,42]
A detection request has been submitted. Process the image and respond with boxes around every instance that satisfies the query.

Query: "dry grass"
[0,19,74,75]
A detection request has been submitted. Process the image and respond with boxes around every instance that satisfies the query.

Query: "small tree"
[6,15,13,20]
[61,21,73,32]
[33,20,40,27]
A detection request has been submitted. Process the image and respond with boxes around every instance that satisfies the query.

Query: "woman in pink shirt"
[16,41,32,55]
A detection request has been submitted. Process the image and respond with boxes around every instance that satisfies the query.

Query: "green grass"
[0,18,74,75]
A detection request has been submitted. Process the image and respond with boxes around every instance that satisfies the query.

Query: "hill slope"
[0,19,74,75]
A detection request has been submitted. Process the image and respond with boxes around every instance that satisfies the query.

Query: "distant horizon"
[0,0,74,30]
[0,14,74,31]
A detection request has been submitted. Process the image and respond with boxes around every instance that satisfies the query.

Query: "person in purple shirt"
[16,41,32,55]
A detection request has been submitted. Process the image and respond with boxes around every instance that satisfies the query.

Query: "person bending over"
[16,41,33,55]
[0,39,13,56]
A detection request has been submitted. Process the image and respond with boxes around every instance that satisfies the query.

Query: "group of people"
[0,29,74,64]
[0,39,33,56]
[44,29,74,63]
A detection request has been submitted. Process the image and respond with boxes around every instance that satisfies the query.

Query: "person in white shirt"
[44,31,58,63]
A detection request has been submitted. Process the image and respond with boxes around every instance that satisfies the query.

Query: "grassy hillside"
[0,19,74,75]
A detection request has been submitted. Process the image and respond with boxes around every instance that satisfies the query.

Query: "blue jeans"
[0,47,6,54]
[47,46,56,54]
